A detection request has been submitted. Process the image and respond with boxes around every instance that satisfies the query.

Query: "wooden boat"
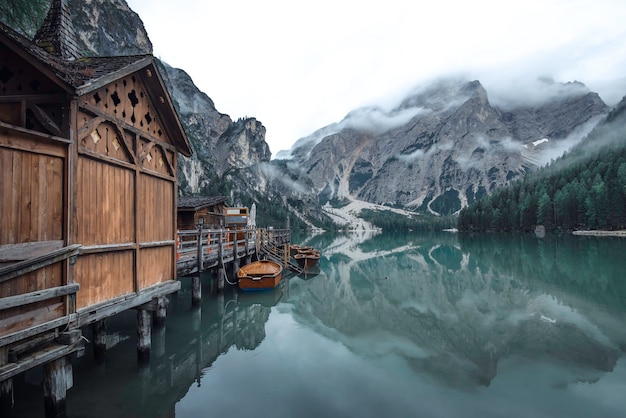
[289,244,301,256]
[237,260,283,291]
[294,251,320,271]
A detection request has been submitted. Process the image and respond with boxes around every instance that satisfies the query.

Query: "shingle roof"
[178,196,228,211]
[0,9,193,157]
[33,0,80,61]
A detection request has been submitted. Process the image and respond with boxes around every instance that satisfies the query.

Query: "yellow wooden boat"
[237,260,283,291]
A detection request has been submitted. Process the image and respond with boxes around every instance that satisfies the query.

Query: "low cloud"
[259,162,308,194]
[341,106,430,132]
[483,77,592,111]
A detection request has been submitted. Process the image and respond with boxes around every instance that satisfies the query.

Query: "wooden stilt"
[153,325,166,358]
[217,268,225,291]
[191,306,201,332]
[154,296,168,327]
[137,309,151,363]
[0,348,13,415]
[191,275,201,307]
[92,320,107,360]
[43,357,67,418]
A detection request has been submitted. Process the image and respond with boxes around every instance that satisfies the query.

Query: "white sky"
[125,0,626,155]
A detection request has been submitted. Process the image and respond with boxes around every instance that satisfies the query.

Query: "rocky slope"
[280,78,608,215]
[2,1,614,227]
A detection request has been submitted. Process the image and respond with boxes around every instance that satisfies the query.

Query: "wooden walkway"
[175,227,299,278]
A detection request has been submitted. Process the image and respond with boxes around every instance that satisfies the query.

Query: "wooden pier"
[0,2,301,416]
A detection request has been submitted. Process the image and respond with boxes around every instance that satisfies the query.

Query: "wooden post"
[0,348,13,416]
[191,306,201,332]
[92,320,107,360]
[43,357,68,418]
[191,275,201,306]
[154,296,168,327]
[137,309,151,363]
[284,244,288,269]
[153,325,166,358]
[231,243,240,279]
[217,230,225,291]
[196,224,203,273]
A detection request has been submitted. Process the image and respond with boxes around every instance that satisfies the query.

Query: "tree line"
[458,127,626,232]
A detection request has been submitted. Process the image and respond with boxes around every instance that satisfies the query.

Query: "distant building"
[177,196,229,230]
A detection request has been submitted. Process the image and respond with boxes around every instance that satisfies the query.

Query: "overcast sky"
[125,0,626,155]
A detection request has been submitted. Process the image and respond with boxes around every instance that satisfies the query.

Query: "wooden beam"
[0,245,81,284]
[139,240,175,249]
[79,243,135,254]
[0,284,79,311]
[76,115,105,141]
[0,341,82,382]
[0,240,63,262]
[77,146,136,171]
[0,120,72,146]
[29,103,62,137]
[75,280,181,327]
[114,122,136,164]
[0,315,77,349]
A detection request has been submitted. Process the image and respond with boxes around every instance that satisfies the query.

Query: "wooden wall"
[0,130,64,245]
[73,72,178,310]
[0,127,68,337]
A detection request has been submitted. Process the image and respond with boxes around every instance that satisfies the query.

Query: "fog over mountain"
[279,77,608,217]
[2,0,622,228]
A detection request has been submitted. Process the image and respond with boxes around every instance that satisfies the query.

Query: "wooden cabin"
[0,1,191,414]
[177,196,228,230]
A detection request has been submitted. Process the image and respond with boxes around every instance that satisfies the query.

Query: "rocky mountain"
[1,0,615,228]
[279,78,608,216]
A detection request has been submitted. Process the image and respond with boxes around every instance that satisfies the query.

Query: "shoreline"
[572,230,626,237]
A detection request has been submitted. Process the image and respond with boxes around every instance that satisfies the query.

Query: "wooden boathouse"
[0,1,192,415]
[177,195,228,230]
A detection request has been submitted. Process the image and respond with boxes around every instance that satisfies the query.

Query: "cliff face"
[1,1,615,226]
[281,78,608,215]
[64,1,276,206]
[70,0,152,56]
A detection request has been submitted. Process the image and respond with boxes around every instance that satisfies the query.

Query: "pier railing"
[175,227,291,277]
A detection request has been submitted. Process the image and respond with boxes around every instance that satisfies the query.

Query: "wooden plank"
[9,151,20,245]
[79,243,136,254]
[0,150,11,244]
[75,280,181,327]
[139,241,175,249]
[0,314,76,348]
[0,121,70,155]
[0,245,80,284]
[0,283,79,311]
[0,301,64,340]
[0,341,81,382]
[51,155,64,241]
[77,147,136,172]
[0,240,64,262]
[19,151,32,243]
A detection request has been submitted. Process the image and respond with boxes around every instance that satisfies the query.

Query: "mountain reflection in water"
[10,232,626,418]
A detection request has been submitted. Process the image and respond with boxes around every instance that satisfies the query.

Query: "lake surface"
[11,231,626,417]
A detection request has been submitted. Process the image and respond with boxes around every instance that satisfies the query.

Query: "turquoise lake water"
[10,231,626,417]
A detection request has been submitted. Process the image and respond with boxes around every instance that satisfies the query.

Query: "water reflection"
[288,232,626,391]
[10,232,626,417]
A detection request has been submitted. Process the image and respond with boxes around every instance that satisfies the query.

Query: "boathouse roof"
[0,0,192,157]
[178,196,228,211]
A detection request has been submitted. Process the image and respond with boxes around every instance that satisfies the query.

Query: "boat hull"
[237,260,283,291]
[294,252,320,271]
